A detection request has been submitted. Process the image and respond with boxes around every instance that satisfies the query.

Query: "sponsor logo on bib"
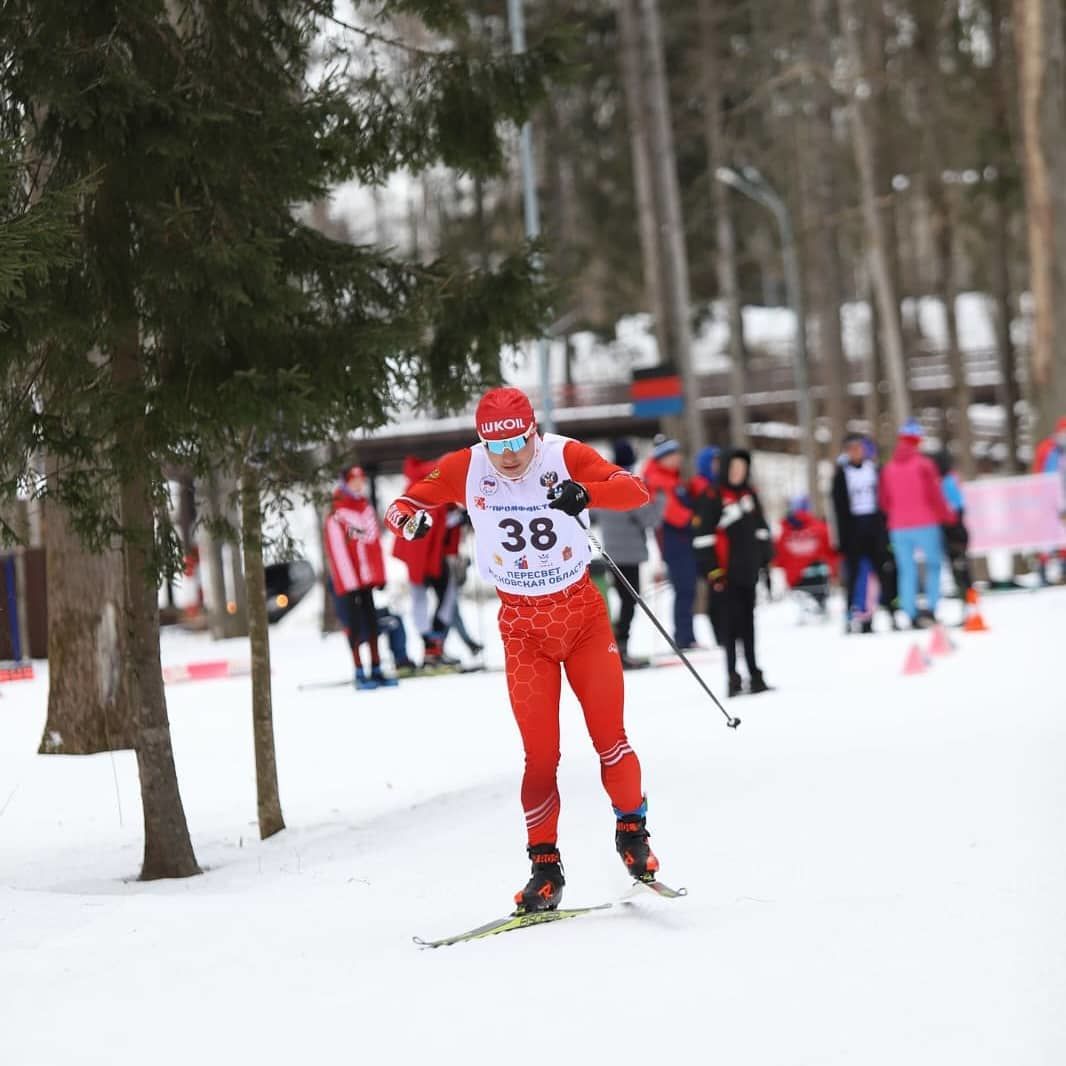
[540,470,559,489]
[562,546,573,561]
[480,475,499,496]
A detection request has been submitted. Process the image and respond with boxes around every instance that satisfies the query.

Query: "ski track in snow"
[1,586,1064,1065]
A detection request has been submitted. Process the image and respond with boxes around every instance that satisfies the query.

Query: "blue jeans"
[890,525,943,620]
[661,525,697,646]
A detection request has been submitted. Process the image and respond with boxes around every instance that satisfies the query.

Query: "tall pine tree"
[0,1,556,878]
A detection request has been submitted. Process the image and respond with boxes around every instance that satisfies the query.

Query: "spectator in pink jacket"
[878,420,956,628]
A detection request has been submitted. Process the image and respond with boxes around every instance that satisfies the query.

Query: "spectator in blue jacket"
[934,450,973,597]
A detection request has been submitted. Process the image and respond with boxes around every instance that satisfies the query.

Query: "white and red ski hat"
[475,386,535,441]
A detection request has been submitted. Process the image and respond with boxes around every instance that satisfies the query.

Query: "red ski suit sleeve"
[384,449,471,535]
[561,440,650,510]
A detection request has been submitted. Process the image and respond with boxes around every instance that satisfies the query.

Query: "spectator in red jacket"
[878,421,955,627]
[392,455,458,666]
[324,466,397,690]
[774,497,838,617]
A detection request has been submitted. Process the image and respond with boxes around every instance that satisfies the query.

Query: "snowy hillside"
[2,585,1064,1065]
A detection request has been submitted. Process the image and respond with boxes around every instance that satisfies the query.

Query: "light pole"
[507,0,554,432]
[716,165,819,511]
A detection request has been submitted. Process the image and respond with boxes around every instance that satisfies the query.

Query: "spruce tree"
[0,1,556,878]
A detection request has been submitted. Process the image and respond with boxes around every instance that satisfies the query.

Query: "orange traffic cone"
[902,643,930,676]
[962,587,989,632]
[928,624,955,657]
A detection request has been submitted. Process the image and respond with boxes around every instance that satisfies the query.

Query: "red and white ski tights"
[497,573,643,846]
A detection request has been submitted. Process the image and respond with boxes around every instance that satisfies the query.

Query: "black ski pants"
[342,588,380,665]
[610,563,641,646]
[723,582,759,679]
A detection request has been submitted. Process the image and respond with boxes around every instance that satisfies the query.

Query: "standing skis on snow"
[385,386,662,914]
[324,466,398,690]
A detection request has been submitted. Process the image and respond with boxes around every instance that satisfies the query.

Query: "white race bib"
[465,434,591,595]
[844,461,879,516]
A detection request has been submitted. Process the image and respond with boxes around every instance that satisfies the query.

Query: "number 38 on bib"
[466,435,591,595]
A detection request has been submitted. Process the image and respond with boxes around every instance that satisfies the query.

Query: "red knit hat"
[475,387,535,441]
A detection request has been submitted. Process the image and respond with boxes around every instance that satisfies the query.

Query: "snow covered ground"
[2,584,1064,1065]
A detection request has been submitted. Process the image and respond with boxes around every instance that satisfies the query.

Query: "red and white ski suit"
[385,433,650,845]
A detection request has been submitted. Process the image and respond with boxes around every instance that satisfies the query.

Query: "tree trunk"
[863,266,885,445]
[698,0,748,448]
[1013,0,1066,441]
[617,0,668,354]
[240,464,285,840]
[839,0,910,430]
[935,205,975,475]
[95,168,198,880]
[113,345,200,881]
[201,470,231,638]
[201,469,248,639]
[988,0,1023,470]
[991,192,1022,471]
[911,4,974,474]
[807,0,850,452]
[40,483,135,754]
[637,0,703,455]
[227,484,250,639]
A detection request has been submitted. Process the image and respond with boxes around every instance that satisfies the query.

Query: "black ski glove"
[547,480,590,517]
[402,509,433,541]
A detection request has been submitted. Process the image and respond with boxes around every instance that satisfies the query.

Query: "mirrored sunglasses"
[482,428,533,454]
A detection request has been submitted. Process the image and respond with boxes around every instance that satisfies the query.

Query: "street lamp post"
[716,166,820,511]
[507,0,554,432]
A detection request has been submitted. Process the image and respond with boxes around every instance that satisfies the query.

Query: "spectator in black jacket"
[831,433,895,633]
[693,449,772,697]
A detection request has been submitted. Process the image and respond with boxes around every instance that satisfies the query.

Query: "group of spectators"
[322,461,482,689]
[320,414,1066,694]
[595,419,994,696]
[596,435,772,697]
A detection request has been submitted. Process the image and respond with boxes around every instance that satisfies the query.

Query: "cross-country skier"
[384,386,659,913]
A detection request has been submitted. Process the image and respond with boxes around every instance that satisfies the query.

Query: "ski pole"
[575,515,740,729]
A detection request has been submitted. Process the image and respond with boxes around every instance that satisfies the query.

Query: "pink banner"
[961,474,1066,554]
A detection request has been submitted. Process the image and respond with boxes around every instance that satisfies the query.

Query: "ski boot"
[513,844,565,914]
[421,634,460,672]
[728,672,743,698]
[393,659,419,679]
[748,669,770,695]
[370,664,398,688]
[618,639,649,671]
[354,666,379,691]
[615,803,659,884]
